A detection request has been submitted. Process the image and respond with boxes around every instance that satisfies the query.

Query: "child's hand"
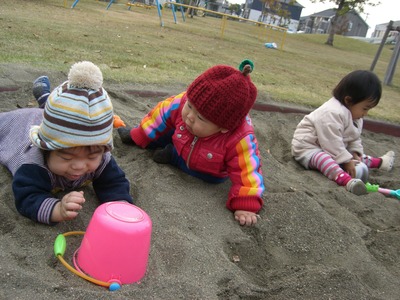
[352,152,361,161]
[234,210,259,226]
[51,191,85,222]
[343,160,357,178]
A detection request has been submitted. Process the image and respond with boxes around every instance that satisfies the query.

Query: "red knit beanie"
[186,59,257,130]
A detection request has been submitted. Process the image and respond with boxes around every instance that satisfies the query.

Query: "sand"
[0,63,399,299]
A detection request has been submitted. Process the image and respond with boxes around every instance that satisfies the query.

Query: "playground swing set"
[64,0,287,49]
[66,0,202,26]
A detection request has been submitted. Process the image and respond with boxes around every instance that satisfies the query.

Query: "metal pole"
[106,0,114,10]
[370,21,393,71]
[71,0,80,8]
[171,2,178,24]
[383,34,400,85]
[155,0,164,27]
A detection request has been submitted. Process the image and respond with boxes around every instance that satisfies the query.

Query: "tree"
[275,1,294,27]
[258,0,277,23]
[310,0,379,46]
[228,3,242,16]
[258,0,294,25]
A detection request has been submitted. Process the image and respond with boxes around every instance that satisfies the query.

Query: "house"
[298,8,368,37]
[242,0,304,33]
[371,20,400,41]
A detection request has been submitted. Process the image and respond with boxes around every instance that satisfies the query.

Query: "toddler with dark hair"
[292,70,395,195]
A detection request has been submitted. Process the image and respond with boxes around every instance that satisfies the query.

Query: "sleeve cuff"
[227,196,263,213]
[131,126,152,148]
[37,198,60,225]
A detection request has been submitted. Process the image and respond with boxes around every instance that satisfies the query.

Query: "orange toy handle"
[113,115,126,128]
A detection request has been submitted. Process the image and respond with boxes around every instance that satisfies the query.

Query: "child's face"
[46,146,105,181]
[182,101,227,137]
[345,97,376,120]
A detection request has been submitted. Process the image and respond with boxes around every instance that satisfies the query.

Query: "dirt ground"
[0,63,399,299]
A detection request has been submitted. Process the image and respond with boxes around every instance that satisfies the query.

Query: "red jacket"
[131,92,264,213]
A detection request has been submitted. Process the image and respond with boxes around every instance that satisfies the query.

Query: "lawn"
[1,0,399,123]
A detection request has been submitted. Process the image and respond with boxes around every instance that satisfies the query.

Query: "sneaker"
[354,162,369,183]
[32,76,50,108]
[117,127,135,145]
[153,144,174,164]
[379,151,395,171]
[346,179,367,195]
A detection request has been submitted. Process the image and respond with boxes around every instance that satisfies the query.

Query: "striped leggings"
[309,151,380,186]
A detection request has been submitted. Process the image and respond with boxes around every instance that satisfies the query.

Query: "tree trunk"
[325,13,338,46]
[325,0,346,46]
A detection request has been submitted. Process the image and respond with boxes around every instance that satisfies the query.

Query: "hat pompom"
[68,61,103,90]
[238,59,254,74]
[30,61,114,150]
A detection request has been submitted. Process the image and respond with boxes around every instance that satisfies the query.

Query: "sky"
[229,0,400,37]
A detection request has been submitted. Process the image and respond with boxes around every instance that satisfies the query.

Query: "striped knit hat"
[29,61,114,150]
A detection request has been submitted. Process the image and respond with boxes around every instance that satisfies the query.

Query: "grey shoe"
[354,162,369,183]
[153,144,174,164]
[117,127,135,145]
[346,179,367,195]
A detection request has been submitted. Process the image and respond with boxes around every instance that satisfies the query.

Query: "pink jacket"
[130,92,264,213]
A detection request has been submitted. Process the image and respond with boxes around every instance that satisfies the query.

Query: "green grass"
[1,0,399,123]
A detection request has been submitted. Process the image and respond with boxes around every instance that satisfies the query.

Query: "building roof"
[281,0,304,8]
[375,20,400,27]
[303,8,368,27]
[308,8,336,18]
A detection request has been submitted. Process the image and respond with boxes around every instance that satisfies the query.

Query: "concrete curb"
[2,86,399,137]
[253,102,400,138]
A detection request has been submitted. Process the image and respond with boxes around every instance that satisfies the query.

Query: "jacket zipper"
[186,136,198,169]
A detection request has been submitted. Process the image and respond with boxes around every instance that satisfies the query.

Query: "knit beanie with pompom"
[186,59,257,131]
[29,61,114,150]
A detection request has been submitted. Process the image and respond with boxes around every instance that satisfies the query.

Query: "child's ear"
[344,96,352,106]
[221,128,229,133]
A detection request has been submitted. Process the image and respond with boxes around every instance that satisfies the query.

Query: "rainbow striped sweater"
[131,92,265,213]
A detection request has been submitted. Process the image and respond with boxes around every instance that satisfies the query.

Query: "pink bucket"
[73,202,152,285]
